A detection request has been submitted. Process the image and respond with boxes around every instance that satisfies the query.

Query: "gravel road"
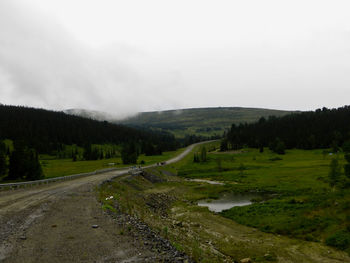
[0,142,209,263]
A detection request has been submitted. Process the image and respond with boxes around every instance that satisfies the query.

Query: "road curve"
[0,141,209,262]
[0,141,209,212]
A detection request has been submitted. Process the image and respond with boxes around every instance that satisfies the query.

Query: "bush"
[269,138,285,155]
[325,230,350,250]
[269,157,282,161]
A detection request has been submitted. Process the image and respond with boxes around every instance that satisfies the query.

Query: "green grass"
[175,147,350,253]
[40,147,186,178]
[98,143,350,262]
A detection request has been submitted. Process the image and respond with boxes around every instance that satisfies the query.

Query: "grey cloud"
[1,0,350,114]
[0,0,178,117]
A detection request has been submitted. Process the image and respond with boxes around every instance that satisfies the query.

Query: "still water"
[186,179,224,185]
[197,192,260,213]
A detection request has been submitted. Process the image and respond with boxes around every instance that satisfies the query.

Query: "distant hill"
[118,107,295,138]
[64,108,120,122]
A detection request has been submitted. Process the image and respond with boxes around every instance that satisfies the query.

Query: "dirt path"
[0,142,207,262]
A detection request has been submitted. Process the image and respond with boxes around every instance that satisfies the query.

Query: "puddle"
[197,192,261,212]
[186,179,224,185]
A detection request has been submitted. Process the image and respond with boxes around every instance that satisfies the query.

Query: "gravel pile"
[108,202,194,263]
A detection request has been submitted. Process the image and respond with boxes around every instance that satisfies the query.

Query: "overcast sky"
[0,0,349,117]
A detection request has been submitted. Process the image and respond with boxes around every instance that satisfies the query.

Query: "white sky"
[1,0,350,116]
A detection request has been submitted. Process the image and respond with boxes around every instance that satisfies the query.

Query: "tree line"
[222,106,350,151]
[0,105,179,155]
[0,140,43,181]
[0,105,184,180]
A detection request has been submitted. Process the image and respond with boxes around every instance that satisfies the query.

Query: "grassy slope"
[178,147,350,252]
[99,142,350,262]
[119,107,293,138]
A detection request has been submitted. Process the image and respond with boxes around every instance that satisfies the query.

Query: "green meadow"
[40,147,186,178]
[99,142,350,261]
[178,146,350,252]
[0,140,186,181]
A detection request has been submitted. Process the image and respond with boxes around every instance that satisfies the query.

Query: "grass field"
[178,146,350,251]
[99,142,350,262]
[40,147,186,178]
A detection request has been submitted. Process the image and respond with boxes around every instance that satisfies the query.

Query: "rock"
[240,258,252,263]
[92,224,99,228]
[175,221,183,227]
[19,235,26,240]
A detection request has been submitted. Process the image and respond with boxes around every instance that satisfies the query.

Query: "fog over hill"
[65,107,294,138]
[64,109,125,122]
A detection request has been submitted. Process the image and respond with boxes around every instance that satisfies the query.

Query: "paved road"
[0,142,207,262]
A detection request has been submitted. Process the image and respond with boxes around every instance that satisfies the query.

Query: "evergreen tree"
[224,106,350,151]
[83,143,99,160]
[200,146,207,162]
[8,142,43,180]
[269,138,285,155]
[259,145,264,153]
[26,149,43,180]
[121,142,138,164]
[343,140,350,179]
[220,139,228,151]
[0,105,179,154]
[0,141,7,176]
[193,153,199,163]
[329,158,341,187]
[83,143,92,160]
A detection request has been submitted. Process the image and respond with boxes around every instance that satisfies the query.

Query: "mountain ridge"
[65,106,295,138]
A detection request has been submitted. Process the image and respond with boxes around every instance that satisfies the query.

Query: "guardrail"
[0,141,216,191]
[0,167,127,191]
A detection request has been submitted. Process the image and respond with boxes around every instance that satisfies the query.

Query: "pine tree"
[0,141,7,176]
[220,139,228,152]
[193,153,199,163]
[329,158,341,187]
[0,153,6,177]
[8,142,43,180]
[200,146,207,162]
[121,142,138,164]
[343,141,350,180]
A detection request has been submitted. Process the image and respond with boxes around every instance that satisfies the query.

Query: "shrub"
[325,230,350,250]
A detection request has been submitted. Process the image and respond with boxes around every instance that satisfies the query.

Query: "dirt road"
[0,142,209,263]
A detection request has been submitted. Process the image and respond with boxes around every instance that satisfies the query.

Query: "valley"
[99,142,350,262]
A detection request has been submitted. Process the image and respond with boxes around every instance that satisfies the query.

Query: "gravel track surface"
[0,142,206,263]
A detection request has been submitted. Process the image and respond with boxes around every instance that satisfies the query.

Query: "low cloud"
[1,0,350,114]
[0,0,181,118]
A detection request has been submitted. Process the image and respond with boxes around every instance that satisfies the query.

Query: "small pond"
[197,192,261,213]
[186,179,224,185]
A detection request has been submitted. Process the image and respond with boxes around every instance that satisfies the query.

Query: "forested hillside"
[223,106,350,150]
[0,105,179,154]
